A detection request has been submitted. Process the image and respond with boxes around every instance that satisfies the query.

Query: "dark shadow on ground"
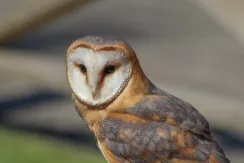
[0,90,98,149]
[213,128,244,150]
[0,90,67,116]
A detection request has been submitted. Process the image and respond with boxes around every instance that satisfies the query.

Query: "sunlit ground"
[0,127,106,163]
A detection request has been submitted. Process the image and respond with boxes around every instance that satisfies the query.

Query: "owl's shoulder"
[124,82,212,139]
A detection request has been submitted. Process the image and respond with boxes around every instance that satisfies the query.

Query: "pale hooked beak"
[87,74,101,99]
[91,85,99,99]
[87,63,101,99]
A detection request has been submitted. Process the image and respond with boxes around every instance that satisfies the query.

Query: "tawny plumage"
[66,35,230,163]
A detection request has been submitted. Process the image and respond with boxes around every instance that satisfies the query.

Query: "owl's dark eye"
[79,64,87,73]
[104,65,115,74]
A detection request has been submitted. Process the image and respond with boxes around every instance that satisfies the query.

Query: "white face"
[67,48,131,106]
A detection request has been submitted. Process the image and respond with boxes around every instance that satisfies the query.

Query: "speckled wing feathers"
[99,114,228,162]
[146,82,212,139]
[126,95,211,140]
[98,83,230,162]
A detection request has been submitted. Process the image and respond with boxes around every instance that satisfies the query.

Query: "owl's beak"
[87,65,101,99]
[91,86,99,99]
[88,76,100,99]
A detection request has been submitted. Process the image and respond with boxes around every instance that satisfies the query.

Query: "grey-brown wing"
[125,81,212,139]
[125,93,211,139]
[99,115,229,163]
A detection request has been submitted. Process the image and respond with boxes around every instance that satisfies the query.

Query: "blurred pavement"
[196,0,244,45]
[1,0,244,162]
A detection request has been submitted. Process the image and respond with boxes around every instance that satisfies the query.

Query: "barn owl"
[66,35,230,163]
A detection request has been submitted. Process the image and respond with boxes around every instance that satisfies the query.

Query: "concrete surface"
[196,0,244,45]
[1,0,244,162]
[0,0,91,44]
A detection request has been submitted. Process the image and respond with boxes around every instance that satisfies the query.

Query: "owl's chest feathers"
[73,100,104,131]
[73,94,147,135]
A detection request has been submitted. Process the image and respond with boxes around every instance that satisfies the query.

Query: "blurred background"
[0,0,244,162]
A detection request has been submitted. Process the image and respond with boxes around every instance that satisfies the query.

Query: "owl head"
[66,35,139,107]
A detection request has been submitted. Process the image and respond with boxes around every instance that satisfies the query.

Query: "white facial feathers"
[67,48,131,106]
